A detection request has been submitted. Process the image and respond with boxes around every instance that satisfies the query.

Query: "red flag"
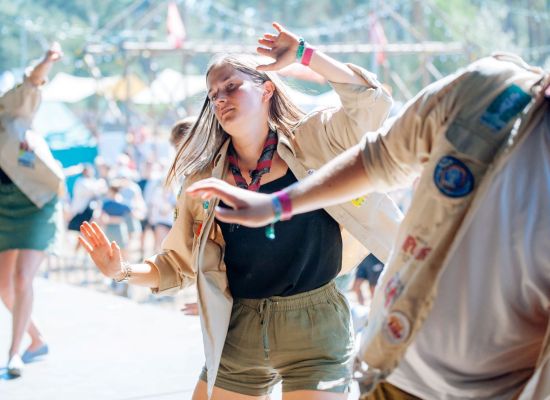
[167,1,186,48]
[369,13,388,65]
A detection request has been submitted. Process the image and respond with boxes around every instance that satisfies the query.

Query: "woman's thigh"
[192,379,272,400]
[14,249,45,287]
[284,390,348,400]
[0,250,17,290]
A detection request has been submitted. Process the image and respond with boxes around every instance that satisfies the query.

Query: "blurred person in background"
[352,254,384,306]
[67,163,107,249]
[0,43,64,376]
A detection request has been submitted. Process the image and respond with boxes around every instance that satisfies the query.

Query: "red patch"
[401,235,432,261]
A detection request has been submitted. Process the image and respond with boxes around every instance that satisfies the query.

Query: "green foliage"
[1,0,548,101]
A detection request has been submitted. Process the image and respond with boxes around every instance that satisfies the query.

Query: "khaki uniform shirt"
[0,78,64,207]
[359,54,549,398]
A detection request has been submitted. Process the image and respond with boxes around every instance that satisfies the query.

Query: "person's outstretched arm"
[28,42,63,86]
[0,42,62,120]
[257,21,381,88]
[79,221,160,288]
[186,145,367,227]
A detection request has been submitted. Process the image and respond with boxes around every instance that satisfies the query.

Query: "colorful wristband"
[271,195,283,222]
[301,47,315,66]
[274,190,292,220]
[296,37,305,60]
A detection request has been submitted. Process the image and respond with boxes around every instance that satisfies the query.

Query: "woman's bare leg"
[0,250,46,354]
[284,390,348,400]
[10,249,46,357]
[192,379,271,400]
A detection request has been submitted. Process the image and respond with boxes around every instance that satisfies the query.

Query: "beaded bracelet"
[274,190,293,220]
[264,191,293,240]
[114,262,132,283]
[271,195,283,222]
[296,37,305,60]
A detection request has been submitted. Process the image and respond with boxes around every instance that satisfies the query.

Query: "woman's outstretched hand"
[256,22,300,72]
[186,178,275,227]
[79,221,123,279]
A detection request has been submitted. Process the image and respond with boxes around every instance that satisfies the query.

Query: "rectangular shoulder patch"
[479,84,531,132]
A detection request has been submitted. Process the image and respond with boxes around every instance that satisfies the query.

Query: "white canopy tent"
[133,68,206,105]
[42,73,97,103]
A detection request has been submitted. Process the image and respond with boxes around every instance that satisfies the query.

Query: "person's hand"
[44,42,63,63]
[79,221,124,279]
[256,22,300,72]
[186,178,275,227]
[181,302,199,316]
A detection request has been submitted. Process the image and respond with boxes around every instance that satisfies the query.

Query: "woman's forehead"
[207,63,237,86]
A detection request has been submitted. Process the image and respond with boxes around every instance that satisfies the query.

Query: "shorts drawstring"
[259,298,274,360]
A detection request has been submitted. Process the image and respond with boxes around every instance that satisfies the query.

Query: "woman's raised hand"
[186,178,275,228]
[45,42,63,63]
[256,22,300,72]
[79,221,124,279]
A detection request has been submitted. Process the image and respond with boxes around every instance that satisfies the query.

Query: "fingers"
[272,21,284,33]
[181,302,199,316]
[78,236,93,253]
[258,38,275,48]
[80,222,100,247]
[214,206,246,224]
[90,221,111,247]
[188,181,250,210]
[110,241,121,262]
[187,177,226,193]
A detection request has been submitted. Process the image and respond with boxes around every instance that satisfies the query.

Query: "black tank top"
[0,167,13,184]
[217,169,342,298]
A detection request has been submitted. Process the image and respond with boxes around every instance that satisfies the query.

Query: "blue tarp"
[34,101,98,195]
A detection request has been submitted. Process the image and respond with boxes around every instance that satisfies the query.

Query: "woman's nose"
[213,94,227,108]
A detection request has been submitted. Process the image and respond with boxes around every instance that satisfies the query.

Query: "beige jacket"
[0,78,64,207]
[146,64,404,396]
[358,54,549,398]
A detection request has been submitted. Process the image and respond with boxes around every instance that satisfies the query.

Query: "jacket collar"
[211,130,298,179]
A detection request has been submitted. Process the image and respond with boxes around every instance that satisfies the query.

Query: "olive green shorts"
[200,281,354,396]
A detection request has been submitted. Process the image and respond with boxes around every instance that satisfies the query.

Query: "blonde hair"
[166,53,305,185]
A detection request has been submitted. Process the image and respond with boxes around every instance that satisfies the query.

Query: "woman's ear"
[263,81,275,102]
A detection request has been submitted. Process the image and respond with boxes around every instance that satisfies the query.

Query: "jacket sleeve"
[145,177,201,294]
[359,55,544,192]
[295,64,392,162]
[0,77,42,122]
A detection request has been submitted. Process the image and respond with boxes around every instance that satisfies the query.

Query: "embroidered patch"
[433,156,474,198]
[479,84,531,132]
[383,311,411,344]
[384,274,404,308]
[401,235,432,261]
[351,196,366,207]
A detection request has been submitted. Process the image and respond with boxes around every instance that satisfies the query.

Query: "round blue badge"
[433,156,474,198]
